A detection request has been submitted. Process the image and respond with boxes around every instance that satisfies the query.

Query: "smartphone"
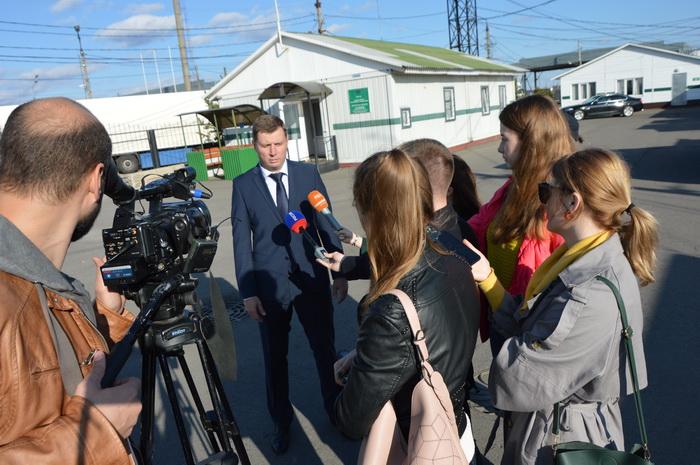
[426,225,480,267]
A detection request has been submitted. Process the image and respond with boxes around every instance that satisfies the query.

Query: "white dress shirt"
[259,161,289,206]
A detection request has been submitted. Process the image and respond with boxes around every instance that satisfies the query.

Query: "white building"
[555,43,700,107]
[205,32,523,164]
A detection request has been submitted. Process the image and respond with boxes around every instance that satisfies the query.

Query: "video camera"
[100,166,218,299]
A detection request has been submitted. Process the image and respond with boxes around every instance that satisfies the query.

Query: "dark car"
[562,94,643,121]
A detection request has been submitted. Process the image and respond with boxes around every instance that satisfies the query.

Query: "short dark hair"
[252,114,285,142]
[0,97,111,202]
[398,138,455,198]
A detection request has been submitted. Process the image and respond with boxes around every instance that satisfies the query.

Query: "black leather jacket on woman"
[333,244,481,440]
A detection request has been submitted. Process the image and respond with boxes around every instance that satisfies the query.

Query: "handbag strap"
[552,275,650,459]
[386,289,430,363]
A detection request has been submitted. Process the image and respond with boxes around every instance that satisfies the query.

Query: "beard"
[71,196,102,242]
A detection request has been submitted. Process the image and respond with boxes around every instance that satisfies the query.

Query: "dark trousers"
[259,290,341,428]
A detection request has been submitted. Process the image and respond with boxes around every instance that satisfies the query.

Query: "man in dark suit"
[231,114,347,455]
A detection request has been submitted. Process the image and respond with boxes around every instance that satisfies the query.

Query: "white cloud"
[188,35,212,47]
[206,11,277,42]
[97,14,175,46]
[19,64,83,80]
[51,0,82,13]
[126,2,163,15]
[209,12,248,27]
[326,23,351,34]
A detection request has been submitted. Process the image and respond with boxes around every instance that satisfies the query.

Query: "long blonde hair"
[353,149,433,305]
[493,95,575,243]
[551,148,658,285]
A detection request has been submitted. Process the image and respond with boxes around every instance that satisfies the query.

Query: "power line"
[0,15,314,32]
[482,0,557,20]
[326,11,444,20]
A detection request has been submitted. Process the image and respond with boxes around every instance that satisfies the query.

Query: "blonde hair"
[353,149,433,305]
[551,148,658,285]
[493,95,575,243]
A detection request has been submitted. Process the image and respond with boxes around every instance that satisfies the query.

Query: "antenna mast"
[447,0,479,56]
[74,25,93,98]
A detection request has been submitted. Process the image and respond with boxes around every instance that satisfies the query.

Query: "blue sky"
[0,0,698,105]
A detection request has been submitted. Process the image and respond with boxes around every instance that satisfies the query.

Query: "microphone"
[307,190,343,231]
[284,210,329,260]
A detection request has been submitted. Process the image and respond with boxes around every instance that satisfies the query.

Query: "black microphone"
[284,210,329,260]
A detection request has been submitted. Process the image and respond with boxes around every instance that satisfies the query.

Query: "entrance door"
[302,99,325,160]
[280,101,309,161]
[671,72,688,106]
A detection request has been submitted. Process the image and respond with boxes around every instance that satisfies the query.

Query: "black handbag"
[552,275,653,465]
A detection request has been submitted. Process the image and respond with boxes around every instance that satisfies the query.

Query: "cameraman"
[0,98,141,465]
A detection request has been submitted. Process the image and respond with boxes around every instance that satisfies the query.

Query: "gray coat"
[488,234,648,465]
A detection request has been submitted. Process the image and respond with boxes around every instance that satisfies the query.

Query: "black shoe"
[271,424,290,455]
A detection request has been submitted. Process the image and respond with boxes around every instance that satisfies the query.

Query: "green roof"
[331,35,513,72]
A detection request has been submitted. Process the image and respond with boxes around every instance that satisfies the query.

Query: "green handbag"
[552,276,653,465]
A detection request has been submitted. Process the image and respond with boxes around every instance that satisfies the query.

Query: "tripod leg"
[159,354,197,465]
[139,335,158,465]
[195,337,251,465]
[176,352,222,452]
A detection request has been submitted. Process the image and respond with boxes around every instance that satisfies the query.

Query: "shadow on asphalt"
[617,139,700,185]
[633,253,700,464]
[638,106,700,133]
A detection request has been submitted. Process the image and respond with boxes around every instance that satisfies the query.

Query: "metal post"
[306,91,319,169]
[147,129,160,168]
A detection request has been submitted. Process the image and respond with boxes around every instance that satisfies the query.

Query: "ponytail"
[619,205,658,286]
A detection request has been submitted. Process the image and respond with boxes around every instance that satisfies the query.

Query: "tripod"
[103,276,250,465]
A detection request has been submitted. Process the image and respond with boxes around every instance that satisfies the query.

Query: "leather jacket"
[0,270,134,465]
[334,244,481,439]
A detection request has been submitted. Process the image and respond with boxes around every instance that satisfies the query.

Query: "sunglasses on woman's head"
[538,182,570,204]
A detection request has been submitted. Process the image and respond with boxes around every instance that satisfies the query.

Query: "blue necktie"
[269,172,288,218]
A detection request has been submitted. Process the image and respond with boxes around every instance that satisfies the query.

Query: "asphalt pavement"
[62,105,700,464]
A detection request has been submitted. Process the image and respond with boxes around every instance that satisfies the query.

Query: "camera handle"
[102,275,185,388]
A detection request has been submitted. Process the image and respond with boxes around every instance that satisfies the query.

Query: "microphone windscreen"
[307,190,328,212]
[284,210,308,234]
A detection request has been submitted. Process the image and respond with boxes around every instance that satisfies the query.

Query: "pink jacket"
[468,178,564,340]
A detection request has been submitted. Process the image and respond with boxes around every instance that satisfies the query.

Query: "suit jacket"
[231,160,343,305]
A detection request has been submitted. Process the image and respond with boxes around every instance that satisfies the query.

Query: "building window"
[444,87,456,121]
[400,108,412,129]
[635,78,644,94]
[498,85,507,109]
[480,86,490,115]
[581,83,588,99]
[589,82,596,97]
[617,79,624,94]
[572,83,579,100]
[626,79,634,95]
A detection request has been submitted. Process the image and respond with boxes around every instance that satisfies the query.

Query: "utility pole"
[152,49,163,93]
[577,40,582,65]
[140,53,150,95]
[315,1,325,34]
[447,0,479,56]
[194,64,201,90]
[485,22,492,59]
[74,25,93,98]
[172,0,191,91]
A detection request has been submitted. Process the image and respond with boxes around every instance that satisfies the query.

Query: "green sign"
[349,87,370,114]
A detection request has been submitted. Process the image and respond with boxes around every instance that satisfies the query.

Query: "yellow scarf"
[522,230,612,307]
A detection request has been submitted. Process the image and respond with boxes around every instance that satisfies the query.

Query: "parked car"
[562,94,643,121]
